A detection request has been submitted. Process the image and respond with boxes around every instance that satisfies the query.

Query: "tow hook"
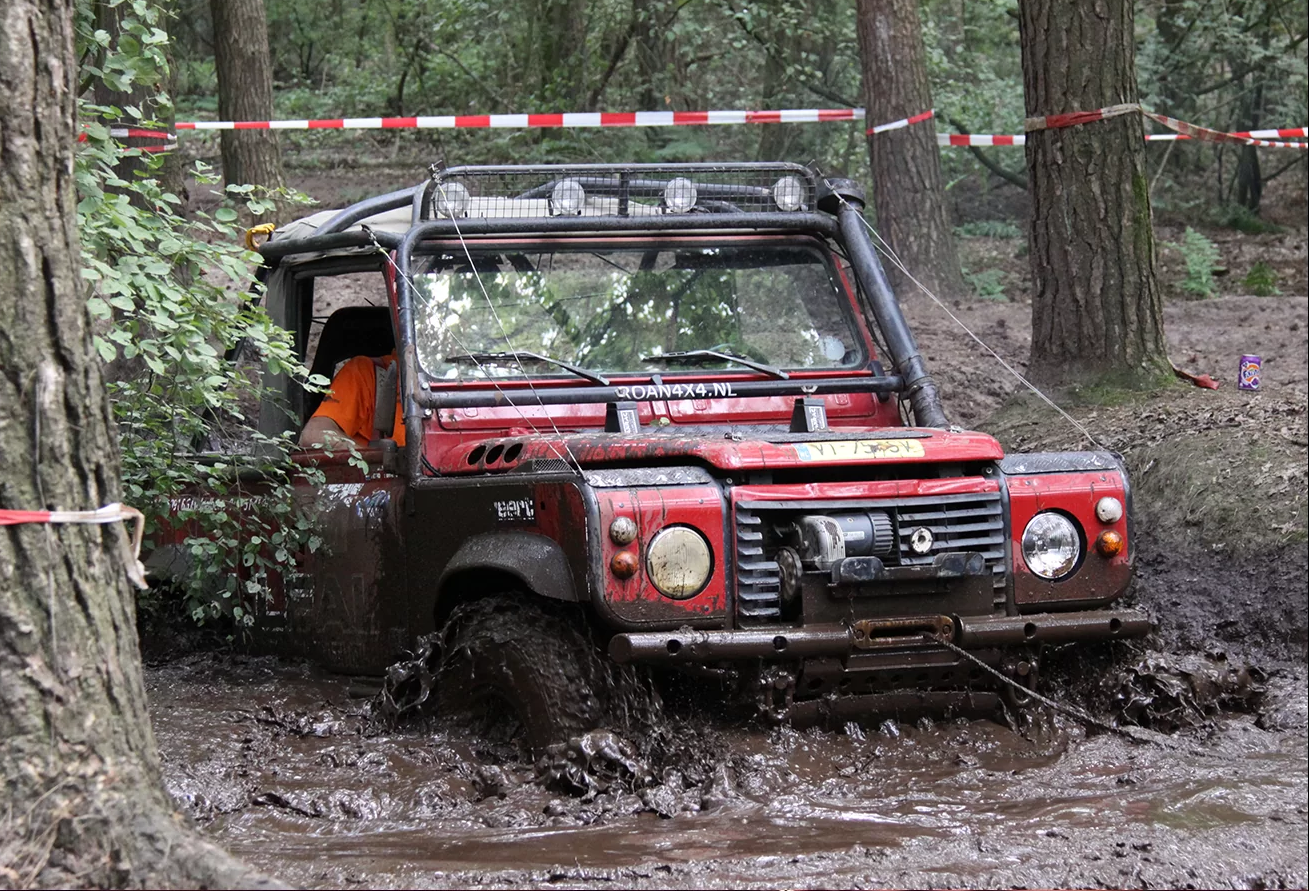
[756,665,796,724]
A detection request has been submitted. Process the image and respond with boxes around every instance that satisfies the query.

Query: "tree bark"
[210,0,284,189]
[1018,0,1170,387]
[0,1,274,885]
[856,0,966,299]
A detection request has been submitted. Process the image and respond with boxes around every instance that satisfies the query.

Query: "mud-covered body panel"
[153,164,1149,707]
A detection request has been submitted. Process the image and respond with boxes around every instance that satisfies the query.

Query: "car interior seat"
[304,305,396,419]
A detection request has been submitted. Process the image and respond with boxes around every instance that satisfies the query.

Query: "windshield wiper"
[639,349,789,380]
[444,350,609,386]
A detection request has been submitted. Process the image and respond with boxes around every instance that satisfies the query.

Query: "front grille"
[894,493,1007,610]
[734,491,1008,622]
[735,508,782,618]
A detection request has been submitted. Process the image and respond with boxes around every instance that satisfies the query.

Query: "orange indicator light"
[610,550,638,579]
[1096,530,1124,557]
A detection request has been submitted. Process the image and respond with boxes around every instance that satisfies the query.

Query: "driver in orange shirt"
[299,352,406,448]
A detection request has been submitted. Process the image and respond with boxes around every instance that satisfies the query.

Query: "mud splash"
[147,651,1307,889]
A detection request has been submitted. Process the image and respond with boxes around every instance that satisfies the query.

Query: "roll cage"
[258,163,950,479]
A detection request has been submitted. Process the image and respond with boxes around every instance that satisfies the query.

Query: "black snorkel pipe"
[820,179,950,429]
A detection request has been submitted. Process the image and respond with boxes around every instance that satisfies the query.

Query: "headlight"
[646,526,712,599]
[772,175,806,211]
[550,179,586,215]
[1021,512,1081,580]
[663,177,698,213]
[432,182,469,218]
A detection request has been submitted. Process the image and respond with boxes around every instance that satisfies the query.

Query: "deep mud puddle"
[147,654,1307,889]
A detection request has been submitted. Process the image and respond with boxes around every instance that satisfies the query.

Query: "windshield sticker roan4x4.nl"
[614,382,737,400]
[793,440,927,461]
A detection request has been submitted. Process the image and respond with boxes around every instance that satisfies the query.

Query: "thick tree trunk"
[1018,0,1170,387]
[856,0,966,299]
[211,0,285,189]
[0,1,272,886]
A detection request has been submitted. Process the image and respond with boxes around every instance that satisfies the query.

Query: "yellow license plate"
[793,439,927,461]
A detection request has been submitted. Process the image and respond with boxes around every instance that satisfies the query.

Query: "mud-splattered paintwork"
[153,230,1145,685]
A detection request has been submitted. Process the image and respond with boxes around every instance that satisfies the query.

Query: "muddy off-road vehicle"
[158,163,1150,743]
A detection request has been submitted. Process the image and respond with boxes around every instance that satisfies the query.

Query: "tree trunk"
[211,0,284,189]
[856,0,966,299]
[0,1,272,885]
[1018,0,1170,387]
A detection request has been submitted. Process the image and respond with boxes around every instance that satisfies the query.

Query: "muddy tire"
[438,595,611,752]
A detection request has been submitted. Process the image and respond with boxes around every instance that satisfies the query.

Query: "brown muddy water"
[147,652,1308,890]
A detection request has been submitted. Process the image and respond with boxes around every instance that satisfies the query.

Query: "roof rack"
[260,162,835,264]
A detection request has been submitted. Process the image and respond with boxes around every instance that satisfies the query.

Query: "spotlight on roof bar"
[772,175,806,212]
[432,182,470,218]
[663,177,698,214]
[550,179,586,215]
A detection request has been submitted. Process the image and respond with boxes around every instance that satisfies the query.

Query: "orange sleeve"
[312,356,376,445]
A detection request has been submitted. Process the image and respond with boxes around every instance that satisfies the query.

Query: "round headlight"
[1021,512,1081,580]
[772,175,806,211]
[646,526,712,599]
[663,177,698,213]
[432,182,469,218]
[550,179,585,215]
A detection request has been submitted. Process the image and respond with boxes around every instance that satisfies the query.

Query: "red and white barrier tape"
[78,127,178,153]
[866,109,934,135]
[938,132,1307,148]
[79,105,1305,150]
[1,503,148,589]
[175,108,863,130]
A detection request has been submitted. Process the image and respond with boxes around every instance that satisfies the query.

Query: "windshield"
[411,243,863,381]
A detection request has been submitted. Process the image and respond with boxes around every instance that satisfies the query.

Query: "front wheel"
[438,594,611,752]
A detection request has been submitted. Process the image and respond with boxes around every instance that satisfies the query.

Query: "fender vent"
[735,509,781,620]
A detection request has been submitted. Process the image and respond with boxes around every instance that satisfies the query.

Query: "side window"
[302,271,394,421]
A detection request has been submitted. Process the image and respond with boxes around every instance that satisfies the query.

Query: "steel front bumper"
[607,609,1152,664]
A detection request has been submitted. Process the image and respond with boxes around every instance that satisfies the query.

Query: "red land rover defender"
[167,164,1148,745]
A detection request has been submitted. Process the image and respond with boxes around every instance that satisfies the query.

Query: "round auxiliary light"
[772,175,806,212]
[1021,512,1082,580]
[1095,496,1124,524]
[432,182,470,218]
[663,177,698,213]
[610,550,638,580]
[646,526,713,600]
[1096,530,1125,558]
[550,179,586,215]
[609,516,638,546]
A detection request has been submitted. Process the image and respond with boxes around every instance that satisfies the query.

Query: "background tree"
[0,0,270,884]
[855,0,966,298]
[1018,0,1171,387]
[211,0,284,189]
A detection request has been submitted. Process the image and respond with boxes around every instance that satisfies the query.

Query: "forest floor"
[144,165,1308,889]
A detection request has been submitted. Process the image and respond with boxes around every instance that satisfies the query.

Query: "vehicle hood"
[437,426,1004,474]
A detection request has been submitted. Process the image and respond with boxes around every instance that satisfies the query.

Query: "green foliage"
[1243,261,1281,296]
[1212,203,1283,235]
[77,1,321,630]
[1168,227,1223,298]
[962,267,1008,301]
[955,220,1022,239]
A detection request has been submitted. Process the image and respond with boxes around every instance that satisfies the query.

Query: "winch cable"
[437,180,587,476]
[928,632,1180,750]
[822,183,1104,450]
[362,225,583,477]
